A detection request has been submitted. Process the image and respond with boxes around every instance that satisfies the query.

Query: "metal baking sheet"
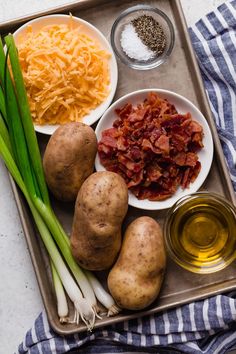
[1,0,236,335]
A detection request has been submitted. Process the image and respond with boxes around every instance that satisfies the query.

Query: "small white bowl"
[95,89,214,210]
[13,14,118,135]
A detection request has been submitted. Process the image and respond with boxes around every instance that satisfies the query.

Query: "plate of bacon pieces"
[95,89,213,210]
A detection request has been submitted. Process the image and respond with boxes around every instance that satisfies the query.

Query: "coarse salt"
[120,23,155,61]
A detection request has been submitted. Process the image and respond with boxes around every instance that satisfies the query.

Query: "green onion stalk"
[0,35,119,328]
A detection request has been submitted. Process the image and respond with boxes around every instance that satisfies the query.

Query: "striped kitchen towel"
[18,293,236,354]
[18,1,236,354]
[189,0,236,189]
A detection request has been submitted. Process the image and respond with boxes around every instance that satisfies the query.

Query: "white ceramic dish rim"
[95,88,214,210]
[13,14,118,135]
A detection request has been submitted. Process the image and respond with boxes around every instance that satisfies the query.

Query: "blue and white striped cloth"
[18,1,236,354]
[189,0,236,190]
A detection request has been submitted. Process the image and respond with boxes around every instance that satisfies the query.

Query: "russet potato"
[108,216,166,310]
[43,122,97,202]
[70,171,128,270]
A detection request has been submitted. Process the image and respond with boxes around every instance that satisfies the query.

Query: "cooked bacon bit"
[128,107,147,122]
[115,103,132,119]
[98,92,204,201]
[146,162,162,182]
[185,152,198,167]
[142,138,161,154]
[173,152,186,166]
[188,121,203,133]
[182,168,191,188]
[100,135,117,149]
[127,170,143,188]
[155,135,170,154]
[190,161,201,183]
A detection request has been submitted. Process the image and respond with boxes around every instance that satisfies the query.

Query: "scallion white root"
[31,207,96,329]
[84,270,121,317]
[48,212,99,315]
[51,262,69,324]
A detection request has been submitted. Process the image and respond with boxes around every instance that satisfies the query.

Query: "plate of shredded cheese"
[13,14,118,134]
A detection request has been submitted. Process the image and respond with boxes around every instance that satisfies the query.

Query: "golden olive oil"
[165,193,236,273]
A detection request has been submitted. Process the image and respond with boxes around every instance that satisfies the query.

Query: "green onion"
[0,133,95,328]
[0,113,11,152]
[84,270,121,317]
[5,34,98,313]
[5,34,50,206]
[0,35,96,327]
[51,262,69,324]
[48,212,98,313]
[0,88,6,121]
[0,33,118,327]
[0,39,7,121]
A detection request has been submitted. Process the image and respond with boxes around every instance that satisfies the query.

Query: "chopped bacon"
[100,135,117,149]
[181,168,191,188]
[115,103,132,119]
[98,92,204,201]
[127,170,143,188]
[142,138,161,154]
[191,161,201,183]
[146,161,163,182]
[125,146,142,161]
[173,152,186,166]
[118,154,144,173]
[117,136,127,151]
[101,127,118,138]
[128,107,147,122]
[188,120,203,133]
[185,152,198,167]
[155,135,170,154]
[149,127,162,143]
[98,143,113,156]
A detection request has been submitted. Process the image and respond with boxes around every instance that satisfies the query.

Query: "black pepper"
[132,15,166,56]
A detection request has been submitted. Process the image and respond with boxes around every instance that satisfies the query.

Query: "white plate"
[95,89,214,210]
[13,14,118,135]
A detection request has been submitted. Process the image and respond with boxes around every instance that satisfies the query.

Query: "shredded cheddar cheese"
[17,22,111,125]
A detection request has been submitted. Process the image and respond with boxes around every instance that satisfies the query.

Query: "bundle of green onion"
[0,35,119,329]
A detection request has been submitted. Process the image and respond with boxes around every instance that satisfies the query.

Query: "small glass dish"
[164,192,236,274]
[110,4,175,70]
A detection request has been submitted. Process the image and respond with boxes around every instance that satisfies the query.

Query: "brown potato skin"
[70,171,128,270]
[43,122,97,202]
[108,216,166,310]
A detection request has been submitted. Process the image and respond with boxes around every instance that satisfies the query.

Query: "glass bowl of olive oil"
[164,192,236,274]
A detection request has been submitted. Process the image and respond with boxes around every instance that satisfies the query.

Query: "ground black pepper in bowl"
[132,15,166,56]
[111,5,175,70]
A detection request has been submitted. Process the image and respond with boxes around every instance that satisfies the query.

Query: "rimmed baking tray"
[1,0,236,335]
